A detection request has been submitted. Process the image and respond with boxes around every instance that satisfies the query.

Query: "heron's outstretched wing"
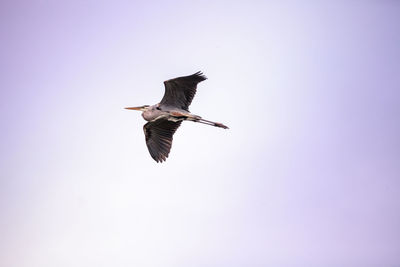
[143,119,182,162]
[160,71,207,111]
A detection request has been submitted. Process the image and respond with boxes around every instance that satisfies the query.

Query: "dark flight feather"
[160,71,207,111]
[143,119,182,162]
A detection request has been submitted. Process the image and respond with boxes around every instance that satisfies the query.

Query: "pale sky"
[1,1,399,267]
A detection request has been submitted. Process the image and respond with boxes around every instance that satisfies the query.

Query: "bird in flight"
[125,71,228,162]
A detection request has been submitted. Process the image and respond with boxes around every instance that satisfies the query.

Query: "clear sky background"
[1,1,399,267]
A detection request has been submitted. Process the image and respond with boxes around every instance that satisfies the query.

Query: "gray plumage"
[125,71,228,163]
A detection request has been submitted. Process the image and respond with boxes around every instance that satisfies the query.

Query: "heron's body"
[141,104,166,121]
[141,104,190,122]
[126,71,228,162]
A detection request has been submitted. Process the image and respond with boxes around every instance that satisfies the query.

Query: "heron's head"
[125,105,150,111]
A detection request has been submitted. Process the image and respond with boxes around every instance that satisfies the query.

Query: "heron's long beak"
[125,106,143,111]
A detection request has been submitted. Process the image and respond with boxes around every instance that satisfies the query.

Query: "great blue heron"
[125,71,228,162]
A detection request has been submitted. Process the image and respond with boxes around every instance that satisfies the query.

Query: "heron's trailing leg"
[196,119,228,129]
[190,115,229,129]
[170,111,228,129]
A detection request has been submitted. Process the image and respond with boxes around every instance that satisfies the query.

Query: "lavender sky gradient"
[1,1,400,267]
